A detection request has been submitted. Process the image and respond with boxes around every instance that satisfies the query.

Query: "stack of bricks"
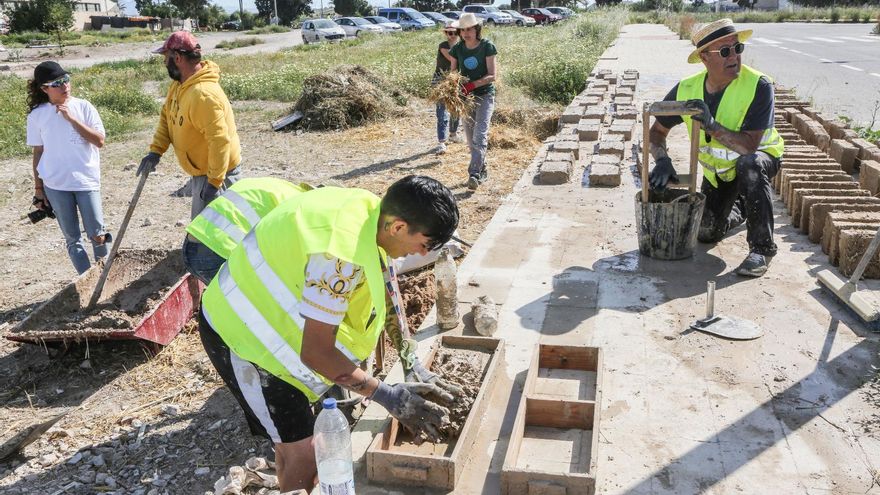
[536,69,639,186]
[774,87,880,278]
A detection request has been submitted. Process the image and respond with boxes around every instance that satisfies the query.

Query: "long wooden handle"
[641,103,650,203]
[689,120,701,195]
[87,170,150,309]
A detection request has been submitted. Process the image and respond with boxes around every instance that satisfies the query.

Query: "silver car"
[301,19,346,44]
[362,16,402,33]
[503,10,536,27]
[334,17,385,37]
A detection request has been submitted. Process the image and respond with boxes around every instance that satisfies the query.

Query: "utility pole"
[238,0,244,23]
[273,0,279,23]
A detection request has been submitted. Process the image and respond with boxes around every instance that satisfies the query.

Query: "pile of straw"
[293,65,406,130]
[429,72,474,118]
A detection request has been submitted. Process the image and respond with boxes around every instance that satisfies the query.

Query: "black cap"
[33,61,68,86]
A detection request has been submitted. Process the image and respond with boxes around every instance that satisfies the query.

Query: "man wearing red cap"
[137,31,242,219]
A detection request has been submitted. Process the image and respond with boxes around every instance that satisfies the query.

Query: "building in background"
[0,0,121,30]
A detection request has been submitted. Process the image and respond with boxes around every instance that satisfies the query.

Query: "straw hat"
[687,18,752,64]
[451,12,482,29]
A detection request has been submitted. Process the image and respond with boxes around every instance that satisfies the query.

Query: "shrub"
[215,37,266,49]
[245,25,290,34]
[830,9,840,23]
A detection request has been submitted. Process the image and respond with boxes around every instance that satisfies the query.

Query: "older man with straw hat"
[647,18,784,277]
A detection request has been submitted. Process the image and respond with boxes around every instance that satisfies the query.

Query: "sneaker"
[467,174,480,190]
[736,252,768,277]
[449,133,463,143]
[479,168,488,183]
[434,142,447,155]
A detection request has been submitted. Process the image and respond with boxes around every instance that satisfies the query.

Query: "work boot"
[736,252,768,277]
[467,174,480,190]
[434,142,447,155]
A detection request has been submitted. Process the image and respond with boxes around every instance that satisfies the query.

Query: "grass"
[215,37,266,50]
[0,28,164,48]
[244,25,291,35]
[0,9,627,160]
[629,7,880,30]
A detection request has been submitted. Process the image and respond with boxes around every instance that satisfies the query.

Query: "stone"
[194,467,211,476]
[538,161,573,185]
[860,161,880,195]
[68,452,83,465]
[597,136,626,158]
[39,453,58,466]
[607,119,636,141]
[91,454,105,467]
[551,139,579,160]
[830,139,859,173]
[161,404,181,416]
[472,295,498,336]
[560,105,584,124]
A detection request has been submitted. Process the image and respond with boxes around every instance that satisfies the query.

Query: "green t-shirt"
[449,39,497,96]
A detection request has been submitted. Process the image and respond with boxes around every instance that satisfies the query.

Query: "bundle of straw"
[429,72,474,118]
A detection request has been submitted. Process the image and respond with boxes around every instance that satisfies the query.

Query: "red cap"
[152,31,200,54]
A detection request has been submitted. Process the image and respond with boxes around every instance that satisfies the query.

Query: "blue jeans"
[182,236,225,284]
[43,187,109,275]
[464,93,495,176]
[436,103,460,143]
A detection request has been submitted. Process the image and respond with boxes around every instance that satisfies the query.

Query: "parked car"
[545,6,576,18]
[301,18,346,43]
[377,7,436,30]
[220,20,242,30]
[362,15,403,33]
[421,11,454,26]
[503,10,536,27]
[440,11,463,20]
[334,17,384,37]
[520,7,561,24]
[462,4,514,25]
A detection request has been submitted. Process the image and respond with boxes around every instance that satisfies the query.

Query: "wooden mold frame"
[366,335,505,490]
[501,343,603,495]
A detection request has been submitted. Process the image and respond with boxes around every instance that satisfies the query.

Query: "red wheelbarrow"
[5,249,202,349]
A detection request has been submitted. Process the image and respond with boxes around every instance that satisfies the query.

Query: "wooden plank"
[366,335,504,490]
[526,398,594,430]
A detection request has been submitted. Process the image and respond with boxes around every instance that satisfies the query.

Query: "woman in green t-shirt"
[449,13,497,191]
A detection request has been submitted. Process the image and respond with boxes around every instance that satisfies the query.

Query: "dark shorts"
[198,309,316,444]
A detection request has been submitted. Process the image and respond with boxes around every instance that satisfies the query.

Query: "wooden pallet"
[366,335,505,490]
[501,343,603,495]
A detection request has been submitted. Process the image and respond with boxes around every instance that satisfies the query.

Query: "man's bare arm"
[649,121,671,161]
[707,128,763,156]
[300,317,379,397]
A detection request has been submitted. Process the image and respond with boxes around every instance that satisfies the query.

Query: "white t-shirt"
[300,254,365,326]
[26,97,105,191]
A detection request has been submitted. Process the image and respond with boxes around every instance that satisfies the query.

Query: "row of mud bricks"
[535,68,640,186]
[775,88,880,278]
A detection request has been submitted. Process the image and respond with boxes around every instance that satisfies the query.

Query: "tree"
[199,4,226,29]
[8,0,74,39]
[255,0,312,24]
[168,0,208,19]
[334,0,372,16]
[136,0,181,17]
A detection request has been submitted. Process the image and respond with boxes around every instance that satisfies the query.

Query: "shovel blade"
[691,315,763,340]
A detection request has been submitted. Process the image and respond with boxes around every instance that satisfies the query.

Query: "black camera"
[28,196,55,224]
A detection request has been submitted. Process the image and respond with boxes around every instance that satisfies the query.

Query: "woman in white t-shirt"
[26,61,109,275]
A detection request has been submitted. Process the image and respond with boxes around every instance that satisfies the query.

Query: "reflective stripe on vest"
[198,206,247,245]
[224,190,261,227]
[677,65,784,188]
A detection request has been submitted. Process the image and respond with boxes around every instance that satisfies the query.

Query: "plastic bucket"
[634,189,705,260]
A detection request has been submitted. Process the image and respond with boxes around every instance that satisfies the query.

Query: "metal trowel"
[690,281,763,340]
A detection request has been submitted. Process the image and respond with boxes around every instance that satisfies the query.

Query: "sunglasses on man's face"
[706,42,745,58]
[43,75,71,88]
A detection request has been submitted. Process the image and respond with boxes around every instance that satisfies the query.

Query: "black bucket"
[635,189,706,260]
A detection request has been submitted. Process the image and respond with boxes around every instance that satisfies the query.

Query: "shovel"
[86,169,151,309]
[690,281,763,340]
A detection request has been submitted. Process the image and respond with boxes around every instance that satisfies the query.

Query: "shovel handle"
[86,170,151,309]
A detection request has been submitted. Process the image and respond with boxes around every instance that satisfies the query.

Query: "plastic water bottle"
[435,246,459,330]
[314,398,355,495]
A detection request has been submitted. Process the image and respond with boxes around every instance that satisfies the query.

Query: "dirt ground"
[0,86,547,493]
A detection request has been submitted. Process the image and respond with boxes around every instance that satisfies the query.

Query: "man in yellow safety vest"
[183,177,311,283]
[197,175,461,492]
[648,19,784,277]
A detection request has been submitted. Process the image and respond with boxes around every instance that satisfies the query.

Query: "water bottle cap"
[322,398,337,410]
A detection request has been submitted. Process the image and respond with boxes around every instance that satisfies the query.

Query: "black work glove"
[200,183,221,204]
[404,356,465,399]
[648,156,679,191]
[684,99,721,133]
[136,152,161,177]
[371,381,452,444]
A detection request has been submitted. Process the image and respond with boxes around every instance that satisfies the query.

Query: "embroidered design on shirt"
[305,258,362,302]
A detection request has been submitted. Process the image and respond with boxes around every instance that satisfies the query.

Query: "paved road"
[738,22,880,130]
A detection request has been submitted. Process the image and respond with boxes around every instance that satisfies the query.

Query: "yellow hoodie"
[150,60,241,188]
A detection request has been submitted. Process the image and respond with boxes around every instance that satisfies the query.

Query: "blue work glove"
[684,99,721,133]
[371,381,451,443]
[200,183,221,204]
[136,152,160,177]
[404,356,465,399]
[648,156,679,191]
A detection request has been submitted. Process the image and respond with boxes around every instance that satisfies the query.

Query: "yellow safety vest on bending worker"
[201,187,387,402]
[186,178,311,259]
[677,64,784,188]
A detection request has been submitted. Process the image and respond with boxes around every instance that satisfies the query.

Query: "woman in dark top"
[449,13,497,190]
[432,22,461,155]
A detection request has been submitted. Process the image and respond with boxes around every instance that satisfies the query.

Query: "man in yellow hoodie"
[137,31,242,219]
